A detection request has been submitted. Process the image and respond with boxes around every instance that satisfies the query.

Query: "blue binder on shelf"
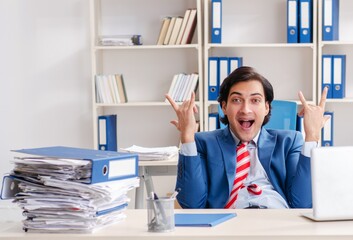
[228,57,243,74]
[211,0,222,43]
[322,0,339,41]
[208,113,219,131]
[296,115,306,139]
[218,105,227,129]
[322,55,333,98]
[208,57,219,101]
[11,146,139,184]
[332,55,346,99]
[287,0,299,43]
[219,57,228,88]
[321,112,334,146]
[299,0,312,43]
[98,114,117,151]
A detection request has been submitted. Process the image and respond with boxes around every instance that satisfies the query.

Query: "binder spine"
[211,0,222,43]
[287,0,299,43]
[322,0,340,41]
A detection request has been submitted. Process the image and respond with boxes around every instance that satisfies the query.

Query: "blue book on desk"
[175,213,236,227]
[12,146,139,184]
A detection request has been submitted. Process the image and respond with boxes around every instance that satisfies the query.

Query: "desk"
[1,209,353,239]
[135,157,178,209]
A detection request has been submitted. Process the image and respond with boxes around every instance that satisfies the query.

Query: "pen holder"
[147,197,175,232]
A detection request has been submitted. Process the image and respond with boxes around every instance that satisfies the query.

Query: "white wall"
[0,1,175,218]
[0,0,92,215]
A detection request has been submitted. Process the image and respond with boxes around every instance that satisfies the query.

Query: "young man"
[165,66,328,209]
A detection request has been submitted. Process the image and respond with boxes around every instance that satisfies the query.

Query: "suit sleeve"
[285,132,312,208]
[175,153,208,208]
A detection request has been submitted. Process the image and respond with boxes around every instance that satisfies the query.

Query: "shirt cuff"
[302,141,318,157]
[180,142,197,156]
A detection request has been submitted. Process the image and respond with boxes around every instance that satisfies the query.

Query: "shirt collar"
[229,128,260,147]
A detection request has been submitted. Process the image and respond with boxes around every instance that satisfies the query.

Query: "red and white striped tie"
[225,142,262,209]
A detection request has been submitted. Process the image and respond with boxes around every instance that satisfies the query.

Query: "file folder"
[321,112,334,146]
[175,213,236,227]
[12,146,139,184]
[332,55,346,99]
[228,57,243,74]
[287,0,299,43]
[218,104,227,129]
[296,115,306,140]
[322,0,339,41]
[208,113,219,131]
[208,57,219,100]
[299,0,312,43]
[211,0,222,43]
[98,114,117,151]
[322,55,333,98]
[219,57,228,87]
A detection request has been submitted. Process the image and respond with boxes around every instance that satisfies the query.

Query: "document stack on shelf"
[120,145,178,161]
[0,146,139,233]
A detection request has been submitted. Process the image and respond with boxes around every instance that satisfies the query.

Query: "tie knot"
[237,142,248,150]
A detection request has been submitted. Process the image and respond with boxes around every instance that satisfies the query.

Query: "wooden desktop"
[1,209,353,239]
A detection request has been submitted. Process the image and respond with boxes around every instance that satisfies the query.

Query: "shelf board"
[326,98,353,103]
[320,41,353,46]
[95,101,201,107]
[94,44,199,50]
[206,43,315,49]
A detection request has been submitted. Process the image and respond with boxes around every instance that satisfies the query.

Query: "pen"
[170,188,181,199]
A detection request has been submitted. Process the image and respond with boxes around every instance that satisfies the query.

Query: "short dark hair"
[218,66,274,126]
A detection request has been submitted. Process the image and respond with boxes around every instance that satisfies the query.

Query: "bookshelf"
[203,0,317,131]
[317,0,353,145]
[89,0,203,149]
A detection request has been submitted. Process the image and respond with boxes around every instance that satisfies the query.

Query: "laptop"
[302,146,353,221]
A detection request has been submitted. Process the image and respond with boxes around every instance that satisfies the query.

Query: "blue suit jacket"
[176,127,312,209]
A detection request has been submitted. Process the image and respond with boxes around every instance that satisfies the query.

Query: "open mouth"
[239,120,254,129]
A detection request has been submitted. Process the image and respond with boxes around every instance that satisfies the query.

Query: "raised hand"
[298,86,330,142]
[165,92,198,143]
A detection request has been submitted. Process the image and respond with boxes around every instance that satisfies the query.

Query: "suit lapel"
[257,128,277,175]
[216,127,237,194]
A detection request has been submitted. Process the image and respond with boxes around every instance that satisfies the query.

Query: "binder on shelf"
[322,0,339,41]
[211,0,222,43]
[299,0,312,43]
[176,9,191,45]
[287,0,299,43]
[228,57,243,74]
[180,8,197,45]
[332,55,346,99]
[218,105,227,129]
[157,17,172,45]
[219,57,228,88]
[321,112,334,146]
[208,57,219,101]
[169,16,184,45]
[208,113,219,131]
[322,55,333,98]
[98,114,118,151]
[11,146,139,184]
[296,115,306,140]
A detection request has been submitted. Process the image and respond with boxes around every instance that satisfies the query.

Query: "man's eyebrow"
[229,91,264,97]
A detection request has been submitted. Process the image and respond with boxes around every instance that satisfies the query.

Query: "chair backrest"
[264,100,297,130]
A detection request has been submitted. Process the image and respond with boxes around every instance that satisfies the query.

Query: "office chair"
[264,100,297,130]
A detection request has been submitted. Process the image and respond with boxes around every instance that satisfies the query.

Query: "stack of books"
[95,74,128,104]
[157,8,197,45]
[166,73,199,102]
[0,146,139,233]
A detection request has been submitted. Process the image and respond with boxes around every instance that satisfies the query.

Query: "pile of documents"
[0,146,139,233]
[120,145,179,161]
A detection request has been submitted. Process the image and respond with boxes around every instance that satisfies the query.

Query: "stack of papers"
[0,146,140,233]
[120,145,179,161]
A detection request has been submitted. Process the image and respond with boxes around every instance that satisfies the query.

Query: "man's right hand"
[165,92,198,143]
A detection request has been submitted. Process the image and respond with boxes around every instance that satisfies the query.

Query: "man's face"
[222,80,269,143]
